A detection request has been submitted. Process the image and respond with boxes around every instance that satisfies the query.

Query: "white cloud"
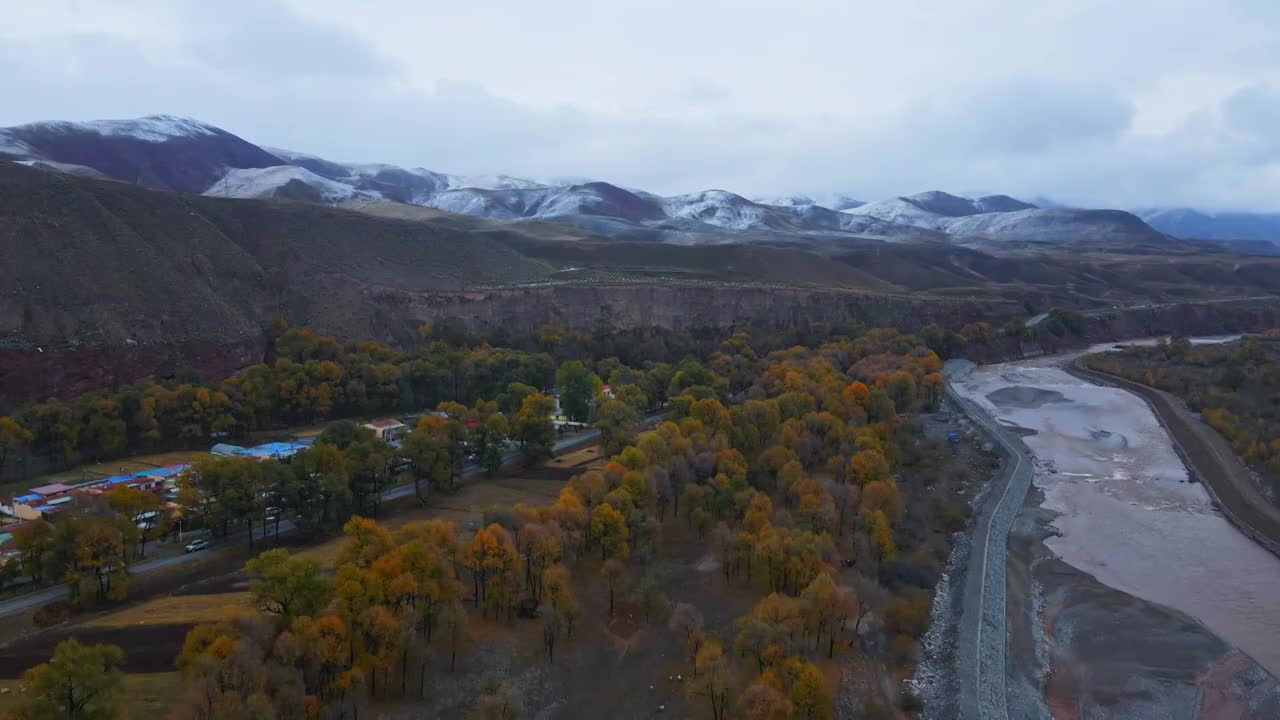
[4,0,1280,210]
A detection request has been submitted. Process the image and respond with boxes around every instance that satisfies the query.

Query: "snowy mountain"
[424,182,667,223]
[444,174,545,191]
[938,208,1165,244]
[205,166,382,204]
[753,193,865,211]
[839,190,1164,244]
[845,191,1038,226]
[0,114,282,193]
[1,114,1176,250]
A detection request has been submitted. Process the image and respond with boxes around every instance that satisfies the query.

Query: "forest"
[1085,332,1280,502]
[0,319,878,483]
[6,326,985,719]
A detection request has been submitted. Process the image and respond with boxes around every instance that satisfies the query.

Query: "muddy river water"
[951,337,1280,680]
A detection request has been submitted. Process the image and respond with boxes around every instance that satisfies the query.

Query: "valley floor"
[952,343,1280,718]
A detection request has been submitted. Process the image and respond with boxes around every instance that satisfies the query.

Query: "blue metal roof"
[238,442,307,458]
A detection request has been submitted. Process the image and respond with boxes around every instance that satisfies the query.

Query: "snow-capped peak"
[16,114,220,143]
[443,173,547,191]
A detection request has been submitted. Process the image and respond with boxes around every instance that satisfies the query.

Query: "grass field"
[0,672,183,718]
[80,592,254,629]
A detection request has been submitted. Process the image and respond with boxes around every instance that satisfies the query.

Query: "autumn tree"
[69,516,128,605]
[738,680,792,720]
[14,639,124,720]
[589,503,629,560]
[0,415,32,480]
[402,415,453,498]
[244,548,334,624]
[688,638,732,720]
[468,400,510,476]
[512,394,556,463]
[461,524,520,616]
[848,449,890,486]
[284,443,351,536]
[780,657,831,720]
[439,599,469,672]
[669,602,706,674]
[472,675,525,720]
[595,399,640,455]
[104,485,161,558]
[541,607,563,664]
[799,572,855,657]
[555,361,601,422]
[600,557,629,617]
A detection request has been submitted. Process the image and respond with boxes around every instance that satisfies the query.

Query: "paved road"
[0,425,613,619]
[943,371,1034,720]
[1024,295,1279,328]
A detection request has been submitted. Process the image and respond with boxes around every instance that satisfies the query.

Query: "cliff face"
[397,284,1012,336]
[5,282,1277,406]
[0,284,1013,403]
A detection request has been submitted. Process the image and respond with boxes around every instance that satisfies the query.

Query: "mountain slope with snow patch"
[0,114,282,193]
[205,166,382,204]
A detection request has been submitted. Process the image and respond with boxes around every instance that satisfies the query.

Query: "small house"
[362,419,407,443]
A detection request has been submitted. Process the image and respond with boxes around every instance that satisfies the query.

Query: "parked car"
[184,538,210,553]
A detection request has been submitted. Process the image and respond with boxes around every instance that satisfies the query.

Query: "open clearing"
[80,592,254,629]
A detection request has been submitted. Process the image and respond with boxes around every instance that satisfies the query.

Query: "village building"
[361,418,407,443]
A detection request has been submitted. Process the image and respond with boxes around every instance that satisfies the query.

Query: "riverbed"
[951,337,1280,715]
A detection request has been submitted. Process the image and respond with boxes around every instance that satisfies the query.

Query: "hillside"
[0,161,553,350]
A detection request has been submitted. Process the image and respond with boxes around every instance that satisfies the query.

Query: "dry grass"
[0,671,184,719]
[24,450,201,488]
[547,445,604,469]
[81,592,253,629]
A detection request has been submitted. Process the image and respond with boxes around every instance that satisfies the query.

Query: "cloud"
[178,2,391,80]
[941,82,1134,155]
[4,0,1280,211]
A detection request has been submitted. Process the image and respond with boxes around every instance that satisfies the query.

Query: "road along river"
[950,338,1280,718]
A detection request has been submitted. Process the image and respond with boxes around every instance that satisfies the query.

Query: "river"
[950,336,1280,680]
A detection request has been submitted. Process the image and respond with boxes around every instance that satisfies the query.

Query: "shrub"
[33,601,72,628]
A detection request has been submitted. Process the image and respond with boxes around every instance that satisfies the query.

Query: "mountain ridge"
[0,113,1251,249]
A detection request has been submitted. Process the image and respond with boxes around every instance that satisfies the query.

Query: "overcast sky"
[5,0,1280,210]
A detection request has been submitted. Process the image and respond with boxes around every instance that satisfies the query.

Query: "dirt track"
[1066,361,1280,557]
